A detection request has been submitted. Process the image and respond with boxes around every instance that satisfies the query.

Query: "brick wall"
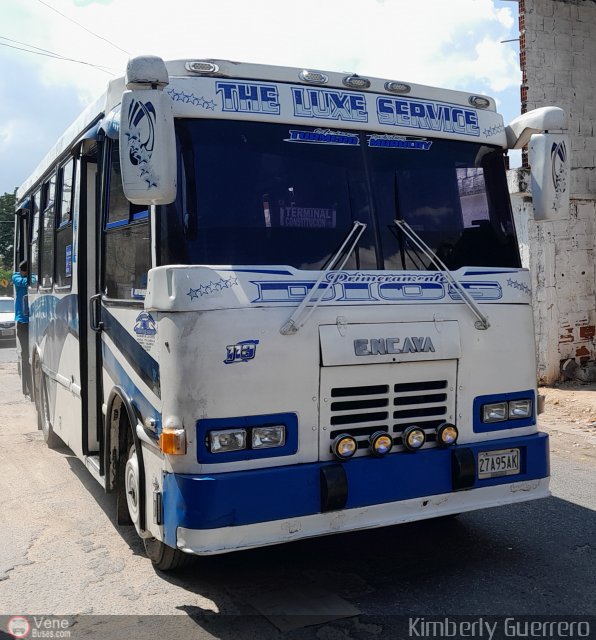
[511,0,596,383]
[520,0,596,197]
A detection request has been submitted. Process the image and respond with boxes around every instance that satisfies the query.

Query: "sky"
[0,0,523,195]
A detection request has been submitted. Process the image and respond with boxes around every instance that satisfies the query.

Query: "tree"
[0,190,16,270]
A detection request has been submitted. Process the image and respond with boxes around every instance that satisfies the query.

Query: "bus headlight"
[482,402,508,423]
[332,434,357,460]
[252,425,286,449]
[436,423,458,447]
[508,399,532,419]
[369,431,393,457]
[402,426,426,451]
[209,429,247,453]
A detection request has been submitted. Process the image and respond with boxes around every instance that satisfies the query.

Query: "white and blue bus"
[15,56,567,570]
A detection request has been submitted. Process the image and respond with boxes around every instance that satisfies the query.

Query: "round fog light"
[369,431,393,457]
[402,426,426,451]
[436,423,458,447]
[332,434,357,460]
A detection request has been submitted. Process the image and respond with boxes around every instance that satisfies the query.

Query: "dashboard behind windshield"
[160,119,520,271]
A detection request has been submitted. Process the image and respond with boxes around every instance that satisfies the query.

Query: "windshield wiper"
[393,219,490,330]
[280,221,367,335]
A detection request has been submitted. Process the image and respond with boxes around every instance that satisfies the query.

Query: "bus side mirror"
[528,133,570,221]
[119,56,177,205]
[506,107,570,221]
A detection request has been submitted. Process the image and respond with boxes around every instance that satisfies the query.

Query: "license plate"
[478,448,520,479]
[1,329,14,336]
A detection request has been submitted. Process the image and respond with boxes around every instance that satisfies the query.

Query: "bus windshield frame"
[159,119,520,272]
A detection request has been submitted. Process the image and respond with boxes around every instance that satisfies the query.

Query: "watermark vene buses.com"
[7,616,71,639]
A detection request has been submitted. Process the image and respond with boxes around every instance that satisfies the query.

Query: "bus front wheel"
[124,443,191,571]
[144,537,192,572]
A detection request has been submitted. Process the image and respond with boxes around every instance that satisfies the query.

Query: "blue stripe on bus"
[162,432,549,544]
[102,343,160,433]
[101,308,161,398]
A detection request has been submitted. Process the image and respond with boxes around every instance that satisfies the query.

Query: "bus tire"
[40,374,61,449]
[123,430,191,570]
[124,444,143,532]
[144,537,192,572]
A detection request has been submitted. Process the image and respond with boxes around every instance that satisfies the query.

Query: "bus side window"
[55,158,75,290]
[103,141,151,300]
[40,173,56,291]
[29,190,41,292]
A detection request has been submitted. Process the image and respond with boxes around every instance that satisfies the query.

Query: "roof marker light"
[469,95,491,109]
[343,74,371,89]
[299,70,328,84]
[185,61,220,74]
[385,81,411,94]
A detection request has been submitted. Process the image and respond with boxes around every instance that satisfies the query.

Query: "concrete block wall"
[512,0,596,383]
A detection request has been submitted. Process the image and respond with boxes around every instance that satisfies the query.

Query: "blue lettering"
[378,282,445,301]
[377,98,394,125]
[251,281,336,303]
[375,97,480,137]
[216,82,280,114]
[292,88,368,122]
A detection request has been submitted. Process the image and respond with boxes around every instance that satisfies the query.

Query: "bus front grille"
[319,362,456,460]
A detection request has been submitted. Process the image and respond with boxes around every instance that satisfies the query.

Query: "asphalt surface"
[0,344,594,639]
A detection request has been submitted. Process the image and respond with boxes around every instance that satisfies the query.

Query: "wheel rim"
[125,446,140,525]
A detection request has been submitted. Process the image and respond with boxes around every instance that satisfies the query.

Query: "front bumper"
[163,432,550,554]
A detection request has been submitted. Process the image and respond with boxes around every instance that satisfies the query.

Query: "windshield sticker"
[292,87,368,122]
[134,311,157,351]
[216,81,280,114]
[280,206,337,229]
[285,128,359,146]
[224,339,259,364]
[376,97,480,137]
[65,244,72,276]
[368,134,432,151]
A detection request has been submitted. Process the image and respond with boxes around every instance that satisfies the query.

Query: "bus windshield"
[160,119,520,271]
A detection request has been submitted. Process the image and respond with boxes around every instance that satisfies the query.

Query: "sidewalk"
[540,382,596,453]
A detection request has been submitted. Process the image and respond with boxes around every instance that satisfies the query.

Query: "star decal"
[166,88,218,111]
[185,276,240,299]
[506,278,531,296]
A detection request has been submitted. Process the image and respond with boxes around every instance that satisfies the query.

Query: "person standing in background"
[12,260,31,398]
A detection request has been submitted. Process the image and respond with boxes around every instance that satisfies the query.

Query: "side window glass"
[40,174,56,290]
[104,142,151,300]
[59,158,74,226]
[29,190,41,291]
[56,159,75,290]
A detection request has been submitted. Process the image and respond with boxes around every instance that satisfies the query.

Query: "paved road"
[0,343,16,364]
[0,355,594,639]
